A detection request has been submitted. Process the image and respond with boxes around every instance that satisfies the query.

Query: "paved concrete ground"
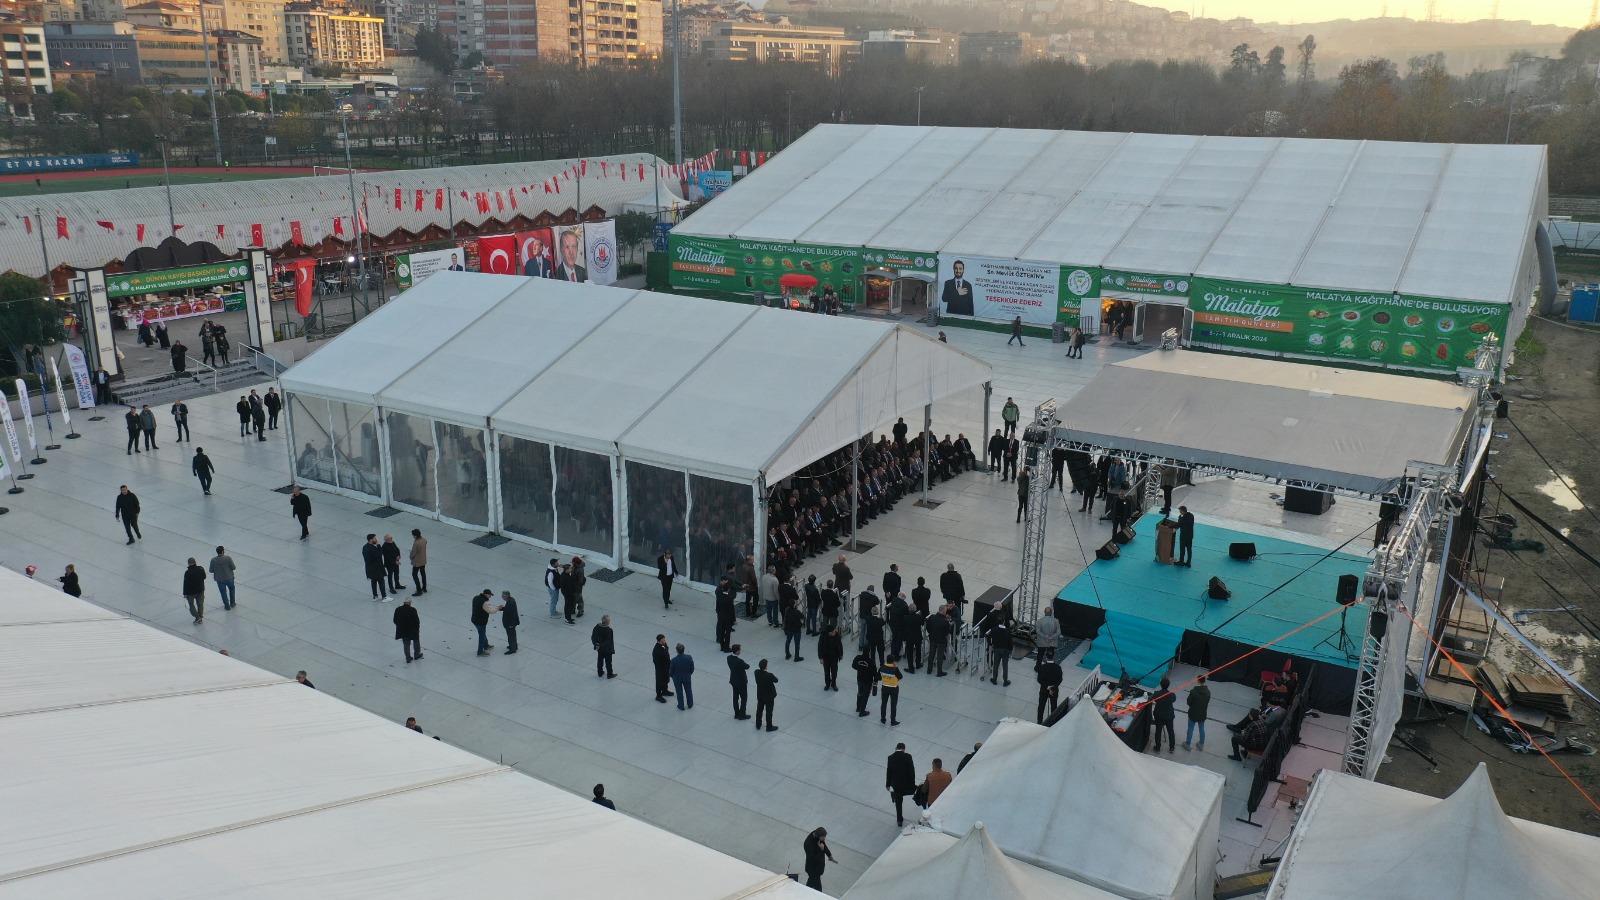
[1,320,1368,895]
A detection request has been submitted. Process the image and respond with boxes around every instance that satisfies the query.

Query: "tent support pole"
[982,381,992,458]
[850,437,859,553]
[921,402,931,507]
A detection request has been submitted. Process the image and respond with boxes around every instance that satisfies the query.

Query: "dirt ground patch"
[1376,315,1600,835]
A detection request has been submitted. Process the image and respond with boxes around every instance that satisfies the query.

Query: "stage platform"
[1055,514,1367,704]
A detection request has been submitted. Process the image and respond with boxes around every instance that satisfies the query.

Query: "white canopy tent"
[0,567,815,899]
[1052,349,1478,497]
[927,703,1224,900]
[845,824,1122,900]
[1266,764,1600,900]
[280,273,992,577]
[676,125,1546,309]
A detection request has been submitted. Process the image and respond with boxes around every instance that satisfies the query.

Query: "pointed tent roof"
[928,703,1224,899]
[1268,764,1600,899]
[845,824,1121,900]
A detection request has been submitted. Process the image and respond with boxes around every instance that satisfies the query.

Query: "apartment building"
[45,19,139,81]
[438,0,661,68]
[700,21,857,76]
[284,2,384,66]
[0,16,52,117]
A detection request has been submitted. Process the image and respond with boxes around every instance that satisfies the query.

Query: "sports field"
[0,166,342,197]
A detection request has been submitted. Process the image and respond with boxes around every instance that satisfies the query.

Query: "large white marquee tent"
[0,567,813,898]
[1266,764,1600,900]
[926,703,1224,900]
[845,824,1122,900]
[279,272,992,578]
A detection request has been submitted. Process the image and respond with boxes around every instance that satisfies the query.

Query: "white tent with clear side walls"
[844,824,1124,900]
[1266,764,1600,900]
[279,273,993,580]
[0,567,817,899]
[926,703,1224,900]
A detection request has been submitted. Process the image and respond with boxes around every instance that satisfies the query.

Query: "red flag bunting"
[415,189,424,211]
[136,224,145,242]
[22,215,31,235]
[96,220,114,230]
[333,216,344,236]
[639,163,645,180]
[55,215,68,239]
[287,258,316,317]
[290,221,304,245]
[216,224,226,239]
[435,188,445,210]
[580,160,587,176]
[251,224,264,246]
[509,191,517,210]
[495,191,504,212]
[394,188,402,209]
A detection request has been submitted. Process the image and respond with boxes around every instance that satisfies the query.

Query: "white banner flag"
[15,380,37,453]
[50,357,72,431]
[583,219,617,286]
[63,342,96,410]
[0,394,22,463]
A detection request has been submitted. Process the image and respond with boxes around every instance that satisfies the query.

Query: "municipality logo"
[1066,269,1093,297]
[592,234,616,275]
[397,262,411,278]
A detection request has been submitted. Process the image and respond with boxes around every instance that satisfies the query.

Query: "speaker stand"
[1314,605,1361,660]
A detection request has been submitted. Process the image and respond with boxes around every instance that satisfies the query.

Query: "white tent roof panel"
[1195,139,1361,284]
[278,272,520,406]
[799,127,991,248]
[845,826,1123,900]
[678,125,1545,306]
[1267,765,1600,900]
[619,308,895,481]
[1054,349,1476,496]
[0,585,123,626]
[380,279,632,421]
[490,291,758,453]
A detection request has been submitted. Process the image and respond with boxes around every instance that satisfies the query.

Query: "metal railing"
[240,343,287,379]
[190,359,218,393]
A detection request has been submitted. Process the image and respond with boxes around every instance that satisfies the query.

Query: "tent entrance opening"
[860,271,929,317]
[1103,297,1189,345]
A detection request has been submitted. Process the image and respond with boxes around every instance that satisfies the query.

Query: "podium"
[1155,519,1177,564]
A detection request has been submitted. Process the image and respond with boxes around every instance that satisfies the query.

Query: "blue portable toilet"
[1570,286,1600,323]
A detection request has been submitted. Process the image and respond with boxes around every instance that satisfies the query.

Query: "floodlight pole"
[671,0,682,165]
[850,437,859,553]
[155,136,176,234]
[200,4,223,165]
[914,86,925,126]
[342,115,368,308]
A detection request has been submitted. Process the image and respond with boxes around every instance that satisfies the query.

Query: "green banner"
[668,235,861,295]
[862,248,937,276]
[221,292,246,312]
[1058,267,1095,327]
[1096,268,1191,299]
[1188,278,1510,371]
[106,261,252,298]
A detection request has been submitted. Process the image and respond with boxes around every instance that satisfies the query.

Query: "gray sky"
[1184,1,1581,28]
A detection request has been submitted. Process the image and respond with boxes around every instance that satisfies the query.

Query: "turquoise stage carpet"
[1056,514,1369,685]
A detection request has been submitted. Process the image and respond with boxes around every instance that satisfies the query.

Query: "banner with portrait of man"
[936,255,1059,325]
[552,225,589,283]
[518,228,555,278]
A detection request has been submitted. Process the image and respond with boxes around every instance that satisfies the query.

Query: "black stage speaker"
[1337,573,1360,605]
[1228,542,1257,560]
[1113,527,1136,545]
[1284,485,1335,515]
[1369,608,1388,641]
[1096,541,1121,560]
[1208,576,1231,600]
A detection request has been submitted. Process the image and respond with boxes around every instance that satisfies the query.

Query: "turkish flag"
[394,188,402,209]
[97,220,114,230]
[284,258,316,316]
[435,189,444,210]
[333,216,344,236]
[251,224,264,246]
[639,163,645,180]
[478,234,517,275]
[137,224,145,242]
[509,190,517,210]
[56,215,68,238]
[580,160,587,177]
[495,191,504,212]
[216,224,226,239]
[415,189,423,211]
[290,221,304,245]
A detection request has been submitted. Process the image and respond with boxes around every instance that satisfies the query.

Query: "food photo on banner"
[936,255,1059,325]
[553,225,588,283]
[583,219,618,286]
[519,229,555,278]
[1187,278,1511,372]
[666,234,859,296]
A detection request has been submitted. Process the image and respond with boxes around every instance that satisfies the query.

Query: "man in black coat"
[500,590,521,654]
[882,563,902,600]
[235,396,251,437]
[886,742,917,827]
[714,576,738,652]
[393,597,422,662]
[727,644,750,719]
[263,387,283,429]
[470,589,498,656]
[817,626,844,691]
[656,549,678,608]
[591,615,616,677]
[114,485,142,543]
[289,487,312,539]
[124,407,142,455]
[381,534,404,594]
[1036,656,1063,723]
[182,557,206,624]
[782,601,805,662]
[986,428,1005,472]
[362,534,388,601]
[989,622,1014,686]
[753,658,779,732]
[802,828,837,892]
[190,447,217,495]
[1177,505,1195,567]
[939,563,966,624]
[651,634,672,703]
[853,648,878,717]
[925,606,953,676]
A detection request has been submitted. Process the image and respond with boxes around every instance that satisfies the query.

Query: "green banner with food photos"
[667,235,862,295]
[1188,278,1509,372]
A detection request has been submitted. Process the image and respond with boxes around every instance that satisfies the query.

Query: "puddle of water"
[1535,475,1583,512]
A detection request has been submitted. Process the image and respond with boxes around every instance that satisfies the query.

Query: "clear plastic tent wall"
[278,275,992,578]
[0,568,813,899]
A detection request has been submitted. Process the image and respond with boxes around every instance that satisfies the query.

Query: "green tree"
[0,273,66,378]
[614,211,654,264]
[415,27,455,74]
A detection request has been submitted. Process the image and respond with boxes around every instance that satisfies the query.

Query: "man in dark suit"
[652,634,672,703]
[555,229,588,282]
[657,549,678,608]
[522,235,552,277]
[591,615,615,677]
[669,643,694,710]
[941,260,973,316]
[1177,505,1195,567]
[500,590,520,654]
[754,658,779,731]
[116,485,144,542]
[727,644,750,719]
[886,742,918,826]
[882,563,902,601]
[446,253,464,271]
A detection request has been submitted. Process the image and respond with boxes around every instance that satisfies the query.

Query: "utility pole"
[914,86,925,126]
[155,135,176,234]
[1504,58,1520,144]
[785,90,794,146]
[342,116,368,309]
[671,0,682,165]
[200,2,223,165]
